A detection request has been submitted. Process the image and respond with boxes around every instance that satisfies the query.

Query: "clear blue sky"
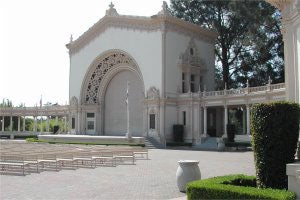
[0,0,170,107]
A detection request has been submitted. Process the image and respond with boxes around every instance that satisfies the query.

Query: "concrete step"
[145,137,164,149]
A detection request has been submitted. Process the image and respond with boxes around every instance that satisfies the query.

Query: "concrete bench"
[132,148,148,160]
[56,153,76,168]
[0,155,29,175]
[24,154,42,173]
[113,151,135,165]
[38,154,59,171]
[73,152,95,168]
[92,151,115,167]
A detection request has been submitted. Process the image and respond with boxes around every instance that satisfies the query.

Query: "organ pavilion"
[66,2,286,144]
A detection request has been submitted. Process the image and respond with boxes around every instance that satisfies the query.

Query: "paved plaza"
[0,143,255,200]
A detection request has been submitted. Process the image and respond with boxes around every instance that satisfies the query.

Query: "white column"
[144,105,148,137]
[2,116,4,132]
[203,106,207,137]
[280,3,300,102]
[223,106,228,138]
[17,116,20,132]
[46,116,50,132]
[246,105,250,135]
[190,103,194,143]
[23,116,26,131]
[242,107,246,134]
[40,117,43,133]
[196,103,201,142]
[77,112,80,134]
[64,116,67,133]
[187,70,191,92]
[126,81,131,138]
[33,116,37,132]
[55,116,58,125]
[10,116,12,132]
[160,103,165,146]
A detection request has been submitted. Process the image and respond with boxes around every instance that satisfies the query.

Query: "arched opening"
[104,70,144,135]
[80,49,145,135]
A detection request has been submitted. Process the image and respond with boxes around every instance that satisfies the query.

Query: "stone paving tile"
[0,148,255,200]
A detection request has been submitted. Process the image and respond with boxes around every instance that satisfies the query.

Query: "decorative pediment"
[179,38,206,68]
[147,87,160,99]
[66,4,217,55]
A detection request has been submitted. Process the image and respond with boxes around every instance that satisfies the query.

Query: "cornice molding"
[66,14,217,55]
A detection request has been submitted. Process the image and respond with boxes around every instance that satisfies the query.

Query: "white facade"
[67,3,218,143]
[0,1,295,146]
[66,2,287,144]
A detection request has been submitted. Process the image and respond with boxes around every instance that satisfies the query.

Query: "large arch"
[80,49,145,135]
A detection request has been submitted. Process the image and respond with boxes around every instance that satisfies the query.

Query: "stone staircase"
[145,137,164,149]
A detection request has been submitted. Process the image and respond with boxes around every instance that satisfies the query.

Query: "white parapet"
[286,162,300,198]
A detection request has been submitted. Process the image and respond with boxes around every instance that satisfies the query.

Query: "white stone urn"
[176,160,201,192]
[217,138,225,151]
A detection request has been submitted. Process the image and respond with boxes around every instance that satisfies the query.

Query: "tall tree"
[170,0,283,89]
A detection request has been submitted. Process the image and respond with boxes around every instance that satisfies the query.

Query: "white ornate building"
[65,2,287,144]
[0,1,297,146]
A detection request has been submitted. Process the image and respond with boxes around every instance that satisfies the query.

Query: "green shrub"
[186,174,296,200]
[15,135,37,139]
[26,138,145,146]
[251,102,300,189]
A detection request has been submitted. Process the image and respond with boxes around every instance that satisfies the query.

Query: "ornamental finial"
[106,2,118,16]
[156,1,171,16]
[109,2,114,9]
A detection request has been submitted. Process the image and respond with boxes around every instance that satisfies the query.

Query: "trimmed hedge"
[25,138,145,146]
[186,174,296,200]
[251,102,300,189]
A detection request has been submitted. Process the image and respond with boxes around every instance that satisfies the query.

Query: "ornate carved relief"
[84,51,137,105]
[147,87,160,99]
[179,38,206,69]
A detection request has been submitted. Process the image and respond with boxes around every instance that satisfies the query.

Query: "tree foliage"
[170,0,283,89]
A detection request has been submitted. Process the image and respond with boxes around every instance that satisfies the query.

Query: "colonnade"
[201,104,251,138]
[0,115,69,133]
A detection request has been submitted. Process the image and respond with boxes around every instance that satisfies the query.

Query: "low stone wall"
[286,162,300,198]
[38,135,145,145]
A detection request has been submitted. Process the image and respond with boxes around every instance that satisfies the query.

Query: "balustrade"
[178,83,285,98]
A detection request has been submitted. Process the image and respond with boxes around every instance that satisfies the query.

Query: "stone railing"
[179,83,285,98]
